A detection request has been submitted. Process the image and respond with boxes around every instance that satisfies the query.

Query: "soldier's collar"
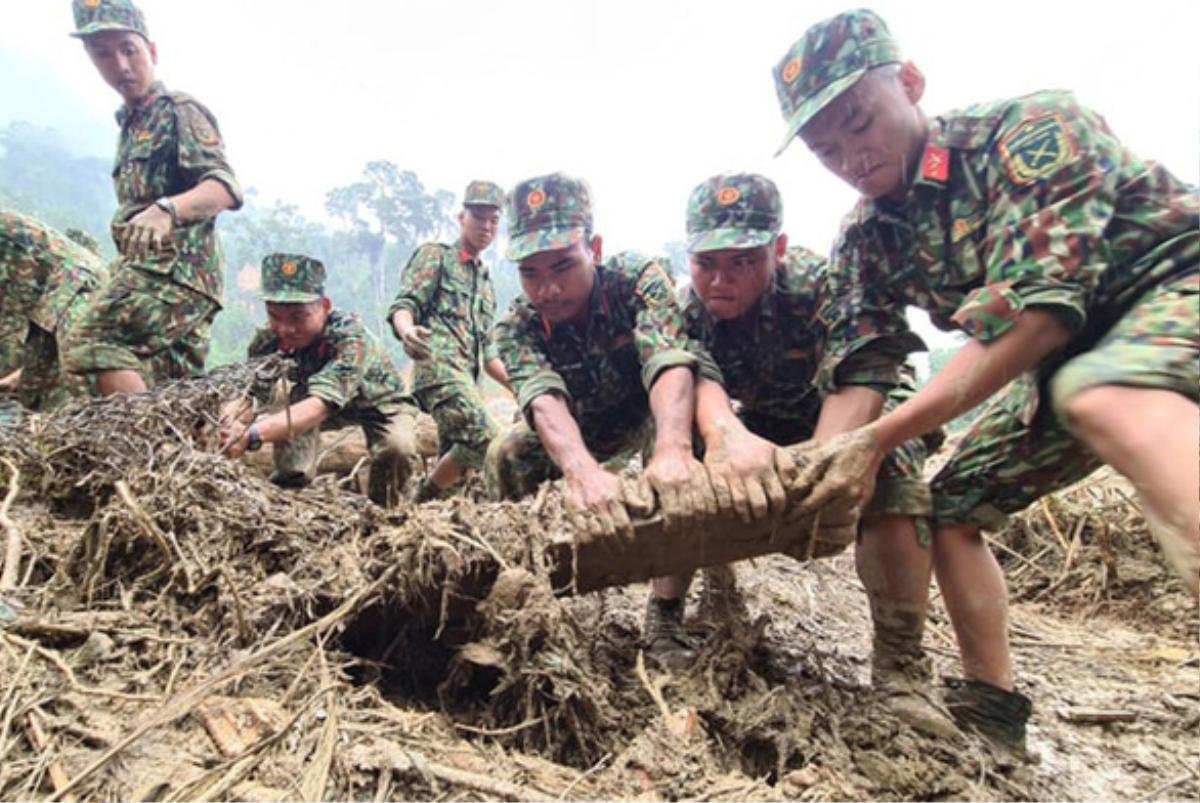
[861,127,953,221]
[115,80,167,125]
[454,238,479,265]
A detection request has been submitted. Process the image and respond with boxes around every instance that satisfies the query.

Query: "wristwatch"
[245,424,263,452]
[153,196,179,226]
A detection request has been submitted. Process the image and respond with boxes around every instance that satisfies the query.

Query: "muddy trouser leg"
[861,384,939,689]
[483,419,561,502]
[362,404,419,508]
[270,426,321,489]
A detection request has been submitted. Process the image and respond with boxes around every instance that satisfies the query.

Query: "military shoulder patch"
[997,113,1077,185]
[181,104,222,148]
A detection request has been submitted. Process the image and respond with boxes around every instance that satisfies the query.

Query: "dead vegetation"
[0,372,1194,801]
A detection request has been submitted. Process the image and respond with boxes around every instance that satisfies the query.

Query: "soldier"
[771,9,1199,750]
[487,172,791,666]
[0,210,110,411]
[63,0,242,395]
[680,173,952,735]
[389,181,511,503]
[220,254,419,508]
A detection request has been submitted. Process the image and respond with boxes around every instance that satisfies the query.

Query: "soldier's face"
[689,236,786,321]
[83,31,158,106]
[460,205,501,253]
[800,63,927,201]
[517,237,602,326]
[266,299,331,352]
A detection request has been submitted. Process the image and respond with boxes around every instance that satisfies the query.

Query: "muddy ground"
[0,374,1196,801]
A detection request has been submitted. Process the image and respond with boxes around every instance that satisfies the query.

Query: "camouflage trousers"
[17,324,89,412]
[932,271,1200,527]
[62,265,218,389]
[484,413,653,501]
[16,280,100,412]
[414,375,498,470]
[270,398,419,508]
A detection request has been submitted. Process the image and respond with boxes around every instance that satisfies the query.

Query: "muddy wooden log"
[545,506,821,595]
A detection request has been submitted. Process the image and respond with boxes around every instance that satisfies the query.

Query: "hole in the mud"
[338,565,499,706]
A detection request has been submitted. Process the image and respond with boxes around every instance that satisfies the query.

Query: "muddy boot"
[412,478,442,504]
[944,677,1033,755]
[870,599,958,740]
[642,596,695,672]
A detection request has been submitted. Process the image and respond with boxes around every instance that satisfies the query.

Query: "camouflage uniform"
[63,0,243,387]
[485,173,720,500]
[680,174,937,528]
[387,181,505,470]
[249,254,419,507]
[0,210,109,410]
[774,11,1199,531]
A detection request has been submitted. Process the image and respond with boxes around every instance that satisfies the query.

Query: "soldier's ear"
[319,297,332,314]
[774,233,789,262]
[588,234,603,265]
[898,61,924,104]
[147,39,158,65]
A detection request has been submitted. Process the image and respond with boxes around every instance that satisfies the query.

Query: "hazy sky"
[4,0,1197,255]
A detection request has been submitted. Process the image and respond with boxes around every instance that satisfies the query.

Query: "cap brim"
[687,228,776,254]
[505,227,586,262]
[260,291,322,303]
[773,69,867,157]
[70,22,142,38]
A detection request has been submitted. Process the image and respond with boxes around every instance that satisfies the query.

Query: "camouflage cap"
[70,0,149,39]
[686,173,783,254]
[772,8,900,156]
[463,180,506,210]
[260,253,325,304]
[506,173,593,262]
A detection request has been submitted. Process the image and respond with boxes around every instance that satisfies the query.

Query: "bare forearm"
[694,376,741,443]
[172,178,236,223]
[485,358,511,391]
[391,309,416,339]
[813,386,886,442]
[873,310,1070,452]
[649,366,695,456]
[530,394,599,478]
[255,396,330,444]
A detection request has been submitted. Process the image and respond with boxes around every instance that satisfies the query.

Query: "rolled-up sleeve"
[388,244,443,328]
[816,238,924,395]
[175,100,243,209]
[629,257,699,390]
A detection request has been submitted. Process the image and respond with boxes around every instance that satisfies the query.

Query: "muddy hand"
[645,450,716,533]
[789,428,883,517]
[401,326,433,361]
[704,427,789,523]
[118,204,174,261]
[564,465,632,545]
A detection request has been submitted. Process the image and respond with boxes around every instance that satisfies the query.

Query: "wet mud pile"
[0,373,1194,800]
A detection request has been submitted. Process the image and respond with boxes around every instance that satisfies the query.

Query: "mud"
[0,380,1196,801]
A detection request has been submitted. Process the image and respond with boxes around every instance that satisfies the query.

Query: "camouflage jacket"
[0,210,109,333]
[680,246,833,423]
[494,252,720,440]
[112,81,242,303]
[248,310,411,416]
[387,239,499,389]
[821,90,1200,392]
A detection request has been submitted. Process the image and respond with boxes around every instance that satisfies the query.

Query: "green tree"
[0,121,115,259]
[325,161,456,319]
